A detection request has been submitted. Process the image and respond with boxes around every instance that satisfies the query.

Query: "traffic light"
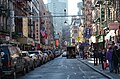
[101,8,105,22]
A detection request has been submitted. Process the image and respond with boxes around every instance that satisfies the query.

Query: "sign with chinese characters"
[84,28,91,38]
[23,18,28,37]
[35,19,40,43]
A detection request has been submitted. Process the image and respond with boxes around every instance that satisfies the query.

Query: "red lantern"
[55,39,59,46]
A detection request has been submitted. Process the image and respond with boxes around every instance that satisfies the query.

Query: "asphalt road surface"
[18,57,108,79]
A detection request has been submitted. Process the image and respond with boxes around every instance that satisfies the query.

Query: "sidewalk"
[77,58,120,79]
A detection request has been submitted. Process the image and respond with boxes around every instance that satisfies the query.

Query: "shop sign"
[18,37,34,45]
[35,21,40,42]
[84,28,91,38]
[98,36,103,42]
[23,18,28,37]
[109,22,120,30]
[54,33,59,39]
[27,38,34,45]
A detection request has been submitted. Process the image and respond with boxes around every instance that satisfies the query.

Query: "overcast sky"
[43,0,82,15]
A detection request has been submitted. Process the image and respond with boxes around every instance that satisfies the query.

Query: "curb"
[77,58,114,79]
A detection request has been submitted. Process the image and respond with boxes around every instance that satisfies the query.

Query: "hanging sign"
[84,28,91,38]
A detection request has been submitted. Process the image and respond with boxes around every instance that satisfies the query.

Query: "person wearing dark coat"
[93,47,98,65]
[112,46,119,74]
[106,47,113,73]
[100,48,106,70]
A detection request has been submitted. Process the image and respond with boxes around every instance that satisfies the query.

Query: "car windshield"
[22,53,27,57]
[28,51,39,55]
[43,51,48,54]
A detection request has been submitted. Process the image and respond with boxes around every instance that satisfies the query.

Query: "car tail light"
[8,61,11,67]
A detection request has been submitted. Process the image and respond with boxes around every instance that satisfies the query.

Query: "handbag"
[103,61,108,69]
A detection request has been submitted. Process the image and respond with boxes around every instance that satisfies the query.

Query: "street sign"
[84,28,91,38]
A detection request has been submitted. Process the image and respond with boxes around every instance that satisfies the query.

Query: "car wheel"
[31,64,35,70]
[34,61,37,68]
[11,71,16,79]
[22,68,26,75]
[26,66,30,73]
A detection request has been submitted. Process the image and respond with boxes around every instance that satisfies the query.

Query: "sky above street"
[43,0,82,15]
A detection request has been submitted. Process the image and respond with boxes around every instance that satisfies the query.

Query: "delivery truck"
[66,46,76,58]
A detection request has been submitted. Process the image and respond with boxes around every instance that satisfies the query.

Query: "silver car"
[21,51,35,72]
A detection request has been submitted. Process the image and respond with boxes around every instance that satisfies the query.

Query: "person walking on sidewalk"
[106,47,114,73]
[118,47,120,72]
[93,47,98,65]
[112,46,119,74]
[100,48,107,70]
[79,43,84,59]
[98,48,102,64]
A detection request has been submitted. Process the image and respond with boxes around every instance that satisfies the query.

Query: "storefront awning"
[109,22,120,30]
[18,37,35,45]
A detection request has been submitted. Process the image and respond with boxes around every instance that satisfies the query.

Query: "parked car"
[42,52,49,63]
[37,51,44,64]
[0,44,26,79]
[62,51,67,57]
[28,51,42,67]
[43,51,50,61]
[47,50,54,60]
[21,51,35,72]
[54,50,61,57]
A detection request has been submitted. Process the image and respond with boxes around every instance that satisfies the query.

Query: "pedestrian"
[93,47,98,65]
[106,47,114,73]
[98,48,102,64]
[100,48,107,70]
[112,46,119,74]
[117,47,120,73]
[79,44,84,59]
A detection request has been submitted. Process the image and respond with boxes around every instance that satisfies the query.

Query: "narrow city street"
[17,57,108,79]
